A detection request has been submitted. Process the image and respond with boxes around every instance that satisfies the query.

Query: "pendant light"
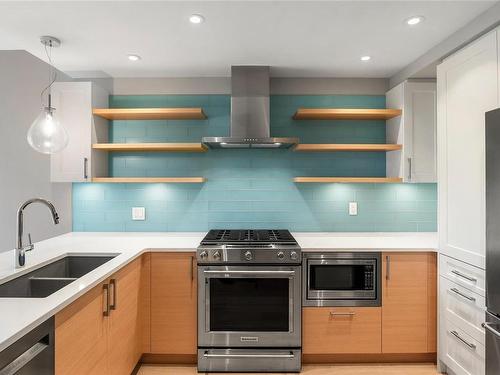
[27,36,68,154]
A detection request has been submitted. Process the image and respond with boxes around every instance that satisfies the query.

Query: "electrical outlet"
[349,202,358,216]
[132,207,146,221]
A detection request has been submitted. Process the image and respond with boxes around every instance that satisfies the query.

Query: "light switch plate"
[132,207,146,221]
[349,202,358,216]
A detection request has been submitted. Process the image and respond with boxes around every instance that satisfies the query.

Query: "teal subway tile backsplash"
[72,94,437,232]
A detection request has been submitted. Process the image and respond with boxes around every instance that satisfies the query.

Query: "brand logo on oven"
[240,336,259,342]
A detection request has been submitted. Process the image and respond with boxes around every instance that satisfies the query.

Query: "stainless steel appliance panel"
[198,265,301,348]
[485,312,500,375]
[0,317,54,375]
[302,252,381,307]
[486,108,500,315]
[197,348,301,373]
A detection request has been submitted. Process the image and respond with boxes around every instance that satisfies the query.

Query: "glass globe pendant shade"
[27,106,68,154]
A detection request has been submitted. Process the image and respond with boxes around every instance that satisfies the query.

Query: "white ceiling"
[0,1,496,78]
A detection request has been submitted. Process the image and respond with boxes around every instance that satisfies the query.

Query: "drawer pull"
[451,269,477,282]
[450,287,476,302]
[450,330,476,350]
[330,312,355,317]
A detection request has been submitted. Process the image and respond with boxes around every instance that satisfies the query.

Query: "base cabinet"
[150,252,197,355]
[382,252,437,353]
[303,307,382,354]
[303,252,437,359]
[55,257,148,375]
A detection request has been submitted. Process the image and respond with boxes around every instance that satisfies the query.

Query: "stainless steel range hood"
[202,66,298,149]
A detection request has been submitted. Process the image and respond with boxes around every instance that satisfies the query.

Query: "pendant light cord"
[40,42,57,108]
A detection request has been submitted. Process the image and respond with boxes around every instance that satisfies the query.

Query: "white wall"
[0,50,72,252]
[113,77,388,95]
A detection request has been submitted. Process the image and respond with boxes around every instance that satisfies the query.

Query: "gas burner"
[201,229,296,244]
[197,229,301,265]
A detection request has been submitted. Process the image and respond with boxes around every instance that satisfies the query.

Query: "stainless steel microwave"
[302,252,381,307]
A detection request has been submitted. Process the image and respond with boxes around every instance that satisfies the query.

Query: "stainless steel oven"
[303,252,381,307]
[197,230,302,372]
[198,265,301,348]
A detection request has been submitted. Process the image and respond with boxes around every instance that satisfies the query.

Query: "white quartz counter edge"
[0,231,437,352]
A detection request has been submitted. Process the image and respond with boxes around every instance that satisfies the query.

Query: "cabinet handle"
[450,287,476,302]
[103,284,110,317]
[386,255,390,280]
[451,269,477,282]
[330,312,356,317]
[83,157,88,180]
[109,278,117,310]
[190,256,194,281]
[408,157,412,181]
[450,330,476,350]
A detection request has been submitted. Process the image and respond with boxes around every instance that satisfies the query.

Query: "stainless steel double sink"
[0,255,117,298]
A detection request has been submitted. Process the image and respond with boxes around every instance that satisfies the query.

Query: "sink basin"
[0,255,117,298]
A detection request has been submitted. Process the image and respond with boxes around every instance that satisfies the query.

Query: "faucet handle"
[26,233,34,252]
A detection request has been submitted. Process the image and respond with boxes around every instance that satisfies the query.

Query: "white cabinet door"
[50,82,108,182]
[437,30,499,269]
[386,80,437,183]
[405,81,437,183]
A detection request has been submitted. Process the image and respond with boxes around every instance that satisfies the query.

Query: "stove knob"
[277,251,285,260]
[290,251,299,260]
[213,250,221,260]
[199,251,208,259]
[244,251,253,261]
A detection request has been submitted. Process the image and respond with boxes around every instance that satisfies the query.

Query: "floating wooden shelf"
[294,144,402,152]
[92,108,207,120]
[91,177,207,183]
[293,177,403,183]
[293,108,402,120]
[92,143,207,152]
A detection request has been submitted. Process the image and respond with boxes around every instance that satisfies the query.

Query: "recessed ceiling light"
[128,54,141,61]
[360,56,371,62]
[189,14,204,24]
[406,16,424,26]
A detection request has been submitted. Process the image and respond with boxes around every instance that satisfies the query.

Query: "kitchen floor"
[137,364,440,374]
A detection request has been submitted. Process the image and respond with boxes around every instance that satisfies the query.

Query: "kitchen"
[0,1,498,374]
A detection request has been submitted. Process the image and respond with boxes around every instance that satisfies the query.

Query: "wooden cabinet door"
[108,257,144,375]
[151,252,197,354]
[437,30,498,269]
[382,252,436,353]
[55,281,109,375]
[303,307,382,354]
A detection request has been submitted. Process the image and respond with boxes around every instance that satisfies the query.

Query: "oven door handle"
[203,353,295,359]
[203,270,296,275]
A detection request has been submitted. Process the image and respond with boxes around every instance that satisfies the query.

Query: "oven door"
[303,254,381,307]
[198,265,301,348]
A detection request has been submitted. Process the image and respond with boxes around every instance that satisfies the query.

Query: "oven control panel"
[196,246,302,264]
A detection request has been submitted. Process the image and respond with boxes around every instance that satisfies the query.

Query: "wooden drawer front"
[439,254,485,297]
[440,276,486,344]
[303,307,381,354]
[442,319,485,375]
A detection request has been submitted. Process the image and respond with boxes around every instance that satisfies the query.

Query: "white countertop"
[0,231,437,352]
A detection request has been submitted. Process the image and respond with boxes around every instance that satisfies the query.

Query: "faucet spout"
[15,198,60,268]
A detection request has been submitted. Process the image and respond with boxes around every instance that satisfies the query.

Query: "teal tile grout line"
[72,94,436,232]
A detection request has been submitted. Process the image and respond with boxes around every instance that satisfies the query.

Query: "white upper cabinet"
[50,82,109,182]
[437,29,499,270]
[386,80,437,183]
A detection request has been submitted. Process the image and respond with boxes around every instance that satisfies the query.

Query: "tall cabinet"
[437,28,499,375]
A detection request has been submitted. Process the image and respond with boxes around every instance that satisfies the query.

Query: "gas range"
[197,229,302,373]
[197,229,301,264]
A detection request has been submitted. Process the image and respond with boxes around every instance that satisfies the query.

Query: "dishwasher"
[0,317,54,375]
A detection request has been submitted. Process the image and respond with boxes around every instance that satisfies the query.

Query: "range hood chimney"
[202,66,298,149]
